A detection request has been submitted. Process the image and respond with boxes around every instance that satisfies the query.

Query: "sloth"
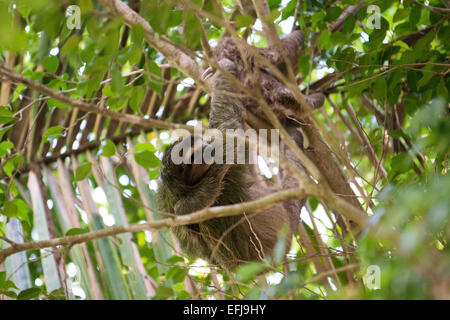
[157,59,303,269]
[211,30,325,122]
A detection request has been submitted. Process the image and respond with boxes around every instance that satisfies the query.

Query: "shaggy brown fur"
[211,30,325,122]
[158,59,302,269]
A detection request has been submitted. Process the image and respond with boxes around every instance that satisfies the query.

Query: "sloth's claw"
[201,67,214,82]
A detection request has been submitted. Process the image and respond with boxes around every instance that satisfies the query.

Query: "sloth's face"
[161,135,213,186]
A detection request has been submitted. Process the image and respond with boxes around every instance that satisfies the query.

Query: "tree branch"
[0,187,307,264]
[328,1,365,32]
[98,0,209,91]
[0,61,193,133]
[413,1,450,14]
[251,0,280,47]
[0,172,368,265]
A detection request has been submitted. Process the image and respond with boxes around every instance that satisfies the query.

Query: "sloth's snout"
[181,143,213,185]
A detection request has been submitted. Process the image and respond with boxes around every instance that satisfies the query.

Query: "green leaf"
[129,86,145,113]
[135,142,156,153]
[100,139,116,157]
[0,107,14,124]
[1,290,17,299]
[146,1,177,34]
[273,226,288,264]
[182,12,202,50]
[74,163,92,181]
[393,8,410,22]
[368,28,387,48]
[373,77,387,102]
[149,169,159,180]
[17,287,41,300]
[152,286,174,300]
[148,265,159,281]
[166,266,189,283]
[46,288,66,300]
[391,152,413,174]
[111,65,124,95]
[43,126,64,142]
[102,84,115,97]
[65,227,89,236]
[417,72,433,89]
[0,272,6,288]
[236,262,265,282]
[24,70,44,80]
[235,14,255,29]
[436,79,448,100]
[330,32,347,46]
[343,15,356,34]
[8,198,29,222]
[0,277,18,293]
[130,24,145,45]
[3,154,21,177]
[0,140,14,157]
[308,197,319,211]
[312,11,325,24]
[325,6,342,22]
[169,10,183,28]
[298,55,311,76]
[165,255,185,264]
[266,9,280,24]
[2,201,18,217]
[61,35,82,55]
[268,0,281,9]
[408,97,446,137]
[393,40,409,50]
[413,30,435,56]
[106,96,128,111]
[279,272,304,294]
[317,30,331,51]
[43,56,59,73]
[79,0,93,13]
[203,0,223,21]
[13,84,26,101]
[281,0,297,20]
[409,6,421,27]
[0,125,12,140]
[134,150,161,169]
[388,129,404,139]
[47,98,68,109]
[145,60,162,94]
[172,268,189,284]
[146,60,161,79]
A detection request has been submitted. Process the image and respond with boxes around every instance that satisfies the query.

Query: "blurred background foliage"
[0,0,449,300]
